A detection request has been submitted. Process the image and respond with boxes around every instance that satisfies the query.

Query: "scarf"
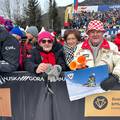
[40,51,56,65]
[63,44,77,65]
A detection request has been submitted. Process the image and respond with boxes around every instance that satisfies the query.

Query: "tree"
[25,0,42,30]
[52,0,61,32]
[13,0,21,25]
[48,0,53,29]
[1,0,11,19]
[48,0,61,32]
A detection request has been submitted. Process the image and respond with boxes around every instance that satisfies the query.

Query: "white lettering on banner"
[0,75,44,82]
[0,75,64,84]
[5,46,15,50]
[0,61,9,64]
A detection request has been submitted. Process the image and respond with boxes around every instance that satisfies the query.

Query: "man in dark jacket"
[0,26,20,72]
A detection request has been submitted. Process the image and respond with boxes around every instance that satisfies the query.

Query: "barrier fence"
[0,71,120,120]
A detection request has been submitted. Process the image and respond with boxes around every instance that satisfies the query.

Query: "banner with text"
[85,91,120,117]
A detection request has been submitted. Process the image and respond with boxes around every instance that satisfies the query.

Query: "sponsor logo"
[83,54,89,57]
[0,75,64,84]
[67,73,74,80]
[93,96,108,110]
[5,46,16,50]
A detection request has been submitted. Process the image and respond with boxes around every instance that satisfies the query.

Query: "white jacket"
[74,39,120,77]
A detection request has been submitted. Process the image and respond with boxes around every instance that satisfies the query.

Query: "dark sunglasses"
[42,39,53,44]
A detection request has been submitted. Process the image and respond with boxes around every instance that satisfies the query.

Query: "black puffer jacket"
[24,45,67,73]
[0,26,20,72]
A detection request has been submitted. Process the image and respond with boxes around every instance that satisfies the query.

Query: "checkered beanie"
[86,20,105,33]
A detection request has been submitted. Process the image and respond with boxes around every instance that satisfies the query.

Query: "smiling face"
[39,38,53,52]
[88,30,104,46]
[66,34,78,48]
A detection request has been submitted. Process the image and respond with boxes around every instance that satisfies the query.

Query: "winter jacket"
[24,45,67,73]
[74,39,120,77]
[114,33,120,51]
[0,26,20,72]
[19,41,35,70]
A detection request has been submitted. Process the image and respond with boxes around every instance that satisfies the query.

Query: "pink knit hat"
[38,31,54,43]
[86,20,105,33]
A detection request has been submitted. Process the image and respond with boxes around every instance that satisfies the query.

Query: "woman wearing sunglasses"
[24,31,66,74]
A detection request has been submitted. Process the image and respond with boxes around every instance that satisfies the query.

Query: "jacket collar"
[81,39,110,53]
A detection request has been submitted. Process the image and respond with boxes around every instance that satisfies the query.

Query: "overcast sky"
[39,0,85,13]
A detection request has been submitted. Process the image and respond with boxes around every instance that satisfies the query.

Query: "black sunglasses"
[42,39,53,44]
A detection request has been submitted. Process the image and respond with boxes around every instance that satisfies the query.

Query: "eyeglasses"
[42,39,53,44]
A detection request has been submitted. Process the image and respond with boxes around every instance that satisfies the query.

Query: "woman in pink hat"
[73,20,120,91]
[24,31,66,74]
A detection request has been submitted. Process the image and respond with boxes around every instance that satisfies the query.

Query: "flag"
[74,0,78,11]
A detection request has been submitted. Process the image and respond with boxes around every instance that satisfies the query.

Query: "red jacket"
[114,33,120,51]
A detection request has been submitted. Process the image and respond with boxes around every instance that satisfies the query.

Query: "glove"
[100,73,119,91]
[45,65,62,81]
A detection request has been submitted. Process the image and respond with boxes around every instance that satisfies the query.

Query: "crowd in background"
[71,9,120,29]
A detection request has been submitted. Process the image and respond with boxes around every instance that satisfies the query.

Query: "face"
[26,33,34,40]
[88,30,104,46]
[39,38,53,52]
[66,34,78,48]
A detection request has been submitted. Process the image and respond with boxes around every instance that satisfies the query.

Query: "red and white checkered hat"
[86,20,105,33]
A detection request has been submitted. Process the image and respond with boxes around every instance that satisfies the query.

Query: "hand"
[100,73,119,91]
[36,63,50,74]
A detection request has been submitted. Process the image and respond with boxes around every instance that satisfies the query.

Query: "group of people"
[70,9,120,30]
[0,19,120,91]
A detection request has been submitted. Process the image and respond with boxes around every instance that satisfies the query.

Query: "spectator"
[24,26,38,53]
[10,26,24,40]
[24,31,66,74]
[52,37,63,52]
[0,16,5,26]
[56,36,64,46]
[10,26,25,70]
[63,29,81,70]
[114,30,120,51]
[25,26,38,47]
[4,19,13,32]
[74,20,120,91]
[0,26,19,72]
[21,26,39,68]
